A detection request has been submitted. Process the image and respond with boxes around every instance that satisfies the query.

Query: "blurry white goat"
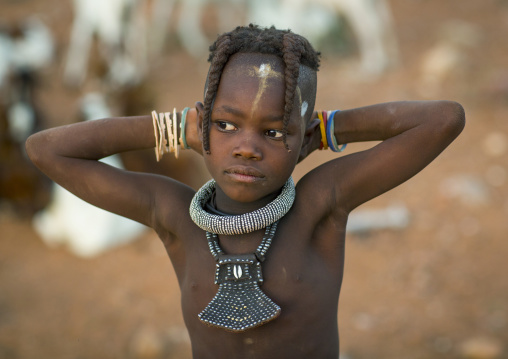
[32,93,148,258]
[173,0,398,74]
[0,16,54,143]
[175,0,244,58]
[0,17,54,217]
[64,0,398,82]
[247,0,399,75]
[64,0,153,88]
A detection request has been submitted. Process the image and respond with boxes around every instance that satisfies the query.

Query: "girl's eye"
[266,129,284,139]
[216,121,237,131]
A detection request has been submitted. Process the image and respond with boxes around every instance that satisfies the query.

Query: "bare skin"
[26,53,465,359]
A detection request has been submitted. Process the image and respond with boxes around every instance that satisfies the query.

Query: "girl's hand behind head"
[186,104,203,155]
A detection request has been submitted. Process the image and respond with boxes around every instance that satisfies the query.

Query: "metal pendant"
[198,253,281,332]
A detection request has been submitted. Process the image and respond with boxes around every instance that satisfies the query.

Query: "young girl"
[26,25,465,358]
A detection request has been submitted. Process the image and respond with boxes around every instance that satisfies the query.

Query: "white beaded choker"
[189,177,295,235]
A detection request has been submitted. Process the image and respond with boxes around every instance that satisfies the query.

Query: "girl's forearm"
[333,100,465,145]
[26,115,155,162]
[26,107,202,165]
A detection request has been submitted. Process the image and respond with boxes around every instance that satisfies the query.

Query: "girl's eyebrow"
[215,105,245,117]
[215,105,284,123]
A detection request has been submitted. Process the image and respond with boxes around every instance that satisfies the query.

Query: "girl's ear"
[298,117,320,163]
[195,101,205,142]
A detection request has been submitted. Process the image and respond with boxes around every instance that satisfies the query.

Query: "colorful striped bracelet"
[180,107,190,149]
[318,111,328,150]
[327,110,347,152]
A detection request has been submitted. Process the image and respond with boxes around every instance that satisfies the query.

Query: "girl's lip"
[225,166,265,182]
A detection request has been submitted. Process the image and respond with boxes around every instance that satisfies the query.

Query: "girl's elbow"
[440,101,466,138]
[25,132,47,167]
[25,134,38,163]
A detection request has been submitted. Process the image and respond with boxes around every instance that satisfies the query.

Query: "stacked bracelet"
[158,113,166,156]
[164,112,172,153]
[173,108,179,159]
[151,107,189,161]
[180,107,190,149]
[327,110,347,152]
[318,111,328,150]
[318,110,347,152]
[151,111,161,161]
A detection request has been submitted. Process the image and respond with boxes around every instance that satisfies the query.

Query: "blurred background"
[1,0,507,358]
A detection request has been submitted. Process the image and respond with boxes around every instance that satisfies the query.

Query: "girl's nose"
[232,135,263,160]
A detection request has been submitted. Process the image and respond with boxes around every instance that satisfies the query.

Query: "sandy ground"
[1,0,508,358]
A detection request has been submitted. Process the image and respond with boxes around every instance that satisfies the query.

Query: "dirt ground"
[1,0,508,358]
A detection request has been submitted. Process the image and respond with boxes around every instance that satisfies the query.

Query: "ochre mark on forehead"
[247,63,302,118]
[251,63,283,80]
[249,63,282,117]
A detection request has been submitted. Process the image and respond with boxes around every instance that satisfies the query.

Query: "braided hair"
[202,24,321,153]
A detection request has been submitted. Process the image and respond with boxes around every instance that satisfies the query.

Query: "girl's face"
[199,53,306,210]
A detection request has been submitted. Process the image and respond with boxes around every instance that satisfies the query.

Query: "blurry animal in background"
[247,0,399,75]
[64,0,151,88]
[0,17,54,217]
[0,16,53,142]
[0,105,52,217]
[64,0,398,82]
[170,0,398,74]
[175,0,244,58]
[32,92,148,258]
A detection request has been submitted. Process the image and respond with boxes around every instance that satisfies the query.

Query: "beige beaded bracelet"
[152,108,188,161]
[173,108,179,159]
[166,112,173,153]
[151,110,160,162]
[158,113,165,158]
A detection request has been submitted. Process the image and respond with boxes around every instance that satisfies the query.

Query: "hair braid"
[202,35,233,153]
[281,33,304,150]
[203,24,321,153]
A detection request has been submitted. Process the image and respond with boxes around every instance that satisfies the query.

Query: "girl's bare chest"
[179,228,344,317]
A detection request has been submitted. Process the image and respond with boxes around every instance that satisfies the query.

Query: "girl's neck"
[213,185,282,215]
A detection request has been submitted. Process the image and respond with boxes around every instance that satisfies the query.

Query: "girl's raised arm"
[26,110,200,229]
[306,100,465,213]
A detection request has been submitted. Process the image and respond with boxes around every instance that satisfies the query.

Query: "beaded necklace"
[189,177,296,331]
[190,177,295,235]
